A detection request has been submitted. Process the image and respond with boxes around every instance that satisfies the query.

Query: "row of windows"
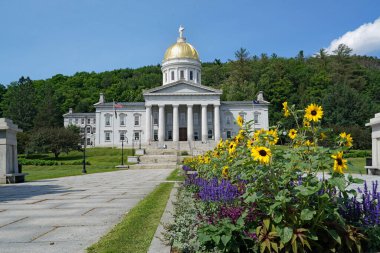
[104,131,140,142]
[80,127,96,134]
[164,69,199,82]
[68,118,95,125]
[105,114,141,127]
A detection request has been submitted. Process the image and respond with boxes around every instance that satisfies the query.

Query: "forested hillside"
[0,44,379,148]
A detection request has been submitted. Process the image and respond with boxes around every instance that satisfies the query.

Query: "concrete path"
[0,169,173,253]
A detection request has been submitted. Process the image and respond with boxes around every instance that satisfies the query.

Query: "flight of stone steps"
[129,148,178,170]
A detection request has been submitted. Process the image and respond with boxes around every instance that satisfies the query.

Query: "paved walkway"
[0,169,173,253]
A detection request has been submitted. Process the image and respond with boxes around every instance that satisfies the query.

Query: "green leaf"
[263,219,270,229]
[329,177,346,191]
[198,232,211,243]
[221,235,231,246]
[212,235,220,244]
[273,214,283,223]
[278,227,293,243]
[327,229,341,244]
[301,209,316,221]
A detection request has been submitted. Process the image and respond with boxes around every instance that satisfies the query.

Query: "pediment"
[143,81,222,96]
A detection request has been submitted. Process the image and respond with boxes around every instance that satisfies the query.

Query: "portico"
[144,100,221,143]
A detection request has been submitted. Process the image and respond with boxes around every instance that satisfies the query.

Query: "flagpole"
[112,100,115,149]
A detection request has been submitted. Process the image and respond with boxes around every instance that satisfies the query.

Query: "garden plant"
[166,103,380,253]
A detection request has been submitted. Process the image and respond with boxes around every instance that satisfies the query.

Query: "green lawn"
[166,167,185,181]
[347,157,366,174]
[87,182,174,253]
[21,148,133,181]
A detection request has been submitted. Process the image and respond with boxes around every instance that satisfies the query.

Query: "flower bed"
[166,103,380,253]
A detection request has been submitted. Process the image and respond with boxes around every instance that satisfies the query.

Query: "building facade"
[64,26,270,148]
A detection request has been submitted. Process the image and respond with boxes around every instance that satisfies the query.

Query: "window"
[194,113,199,125]
[153,112,158,125]
[180,113,186,124]
[134,131,140,140]
[168,113,173,125]
[105,114,111,126]
[153,130,158,141]
[165,72,167,82]
[194,131,199,140]
[171,71,174,81]
[87,127,91,134]
[93,118,96,124]
[120,114,126,126]
[75,118,78,124]
[86,138,91,145]
[190,71,193,80]
[207,111,212,123]
[93,127,96,133]
[120,131,126,141]
[180,70,184,80]
[227,131,232,139]
[254,112,260,123]
[168,130,172,140]
[69,119,72,124]
[196,72,199,82]
[87,118,91,124]
[81,118,84,124]
[134,114,141,126]
[105,132,111,142]
[208,129,213,139]
[226,116,231,125]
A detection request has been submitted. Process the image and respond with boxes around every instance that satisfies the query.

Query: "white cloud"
[326,17,380,55]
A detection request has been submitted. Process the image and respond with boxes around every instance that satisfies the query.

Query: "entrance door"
[179,128,187,141]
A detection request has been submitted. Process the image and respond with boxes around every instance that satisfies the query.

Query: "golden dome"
[164,41,199,61]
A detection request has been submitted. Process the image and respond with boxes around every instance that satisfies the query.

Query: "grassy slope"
[87,182,174,253]
[22,148,133,181]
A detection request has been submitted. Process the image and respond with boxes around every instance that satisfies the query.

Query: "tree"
[28,127,81,158]
[34,83,63,128]
[0,77,36,131]
[0,84,6,117]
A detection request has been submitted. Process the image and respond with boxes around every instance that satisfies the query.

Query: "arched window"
[105,114,112,126]
[171,71,175,81]
[180,70,184,80]
[119,113,126,126]
[190,71,193,80]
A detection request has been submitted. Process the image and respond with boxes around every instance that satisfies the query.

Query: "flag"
[113,101,123,119]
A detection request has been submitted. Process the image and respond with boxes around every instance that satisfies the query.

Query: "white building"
[64,26,269,149]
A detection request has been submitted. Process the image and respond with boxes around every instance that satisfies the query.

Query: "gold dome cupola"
[161,26,202,86]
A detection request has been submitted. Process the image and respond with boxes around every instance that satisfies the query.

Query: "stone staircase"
[129,148,178,170]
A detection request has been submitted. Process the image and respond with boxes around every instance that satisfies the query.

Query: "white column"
[158,105,165,142]
[201,104,208,142]
[187,105,193,141]
[145,105,152,143]
[173,105,179,142]
[214,105,220,141]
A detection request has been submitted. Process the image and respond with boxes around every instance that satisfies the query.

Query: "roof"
[143,80,222,96]
[63,112,95,117]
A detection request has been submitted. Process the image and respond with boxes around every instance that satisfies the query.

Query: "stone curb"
[147,183,179,253]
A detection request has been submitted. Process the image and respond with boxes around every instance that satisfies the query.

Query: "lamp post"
[121,137,128,166]
[82,123,93,174]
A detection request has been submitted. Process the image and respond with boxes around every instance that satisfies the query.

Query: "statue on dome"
[179,25,184,38]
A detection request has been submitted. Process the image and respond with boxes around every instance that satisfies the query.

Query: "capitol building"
[63,27,269,149]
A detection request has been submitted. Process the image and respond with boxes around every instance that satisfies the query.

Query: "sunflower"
[288,129,297,139]
[331,151,347,174]
[237,115,244,127]
[254,129,266,141]
[236,129,245,142]
[304,140,314,147]
[228,141,237,155]
[251,146,272,164]
[204,156,210,164]
[247,139,254,149]
[282,101,290,117]
[217,139,224,149]
[222,166,229,178]
[305,103,323,122]
[303,119,311,127]
[268,129,279,145]
[340,132,353,148]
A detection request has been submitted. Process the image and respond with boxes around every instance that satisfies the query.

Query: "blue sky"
[0,0,379,85]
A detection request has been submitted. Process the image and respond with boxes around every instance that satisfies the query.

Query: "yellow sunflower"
[247,139,254,149]
[282,101,290,117]
[340,132,353,148]
[331,151,347,174]
[236,129,245,142]
[304,140,314,147]
[254,129,267,141]
[237,115,244,127]
[268,129,279,145]
[251,146,272,164]
[303,119,311,127]
[217,139,224,149]
[228,141,237,155]
[288,129,297,139]
[222,166,229,178]
[305,103,323,122]
[204,156,210,164]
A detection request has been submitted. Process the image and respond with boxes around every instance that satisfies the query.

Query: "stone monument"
[0,118,25,183]
[365,113,380,175]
